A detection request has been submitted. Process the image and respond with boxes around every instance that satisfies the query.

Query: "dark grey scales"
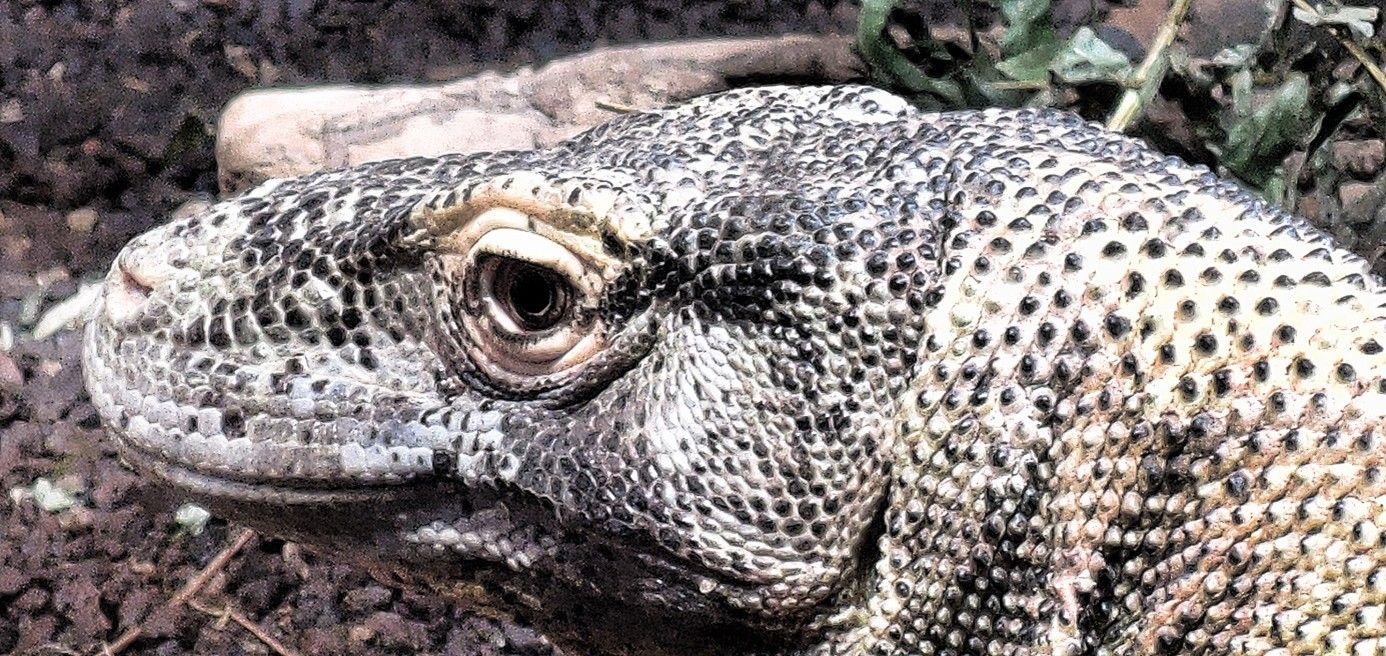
[83,85,1386,655]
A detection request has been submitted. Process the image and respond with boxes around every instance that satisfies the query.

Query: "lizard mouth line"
[115,439,427,505]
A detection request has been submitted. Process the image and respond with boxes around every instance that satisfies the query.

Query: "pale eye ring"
[456,219,607,376]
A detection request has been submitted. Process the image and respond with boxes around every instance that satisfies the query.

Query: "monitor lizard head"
[85,82,1386,656]
[84,85,931,655]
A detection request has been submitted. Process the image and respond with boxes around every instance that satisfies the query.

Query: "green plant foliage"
[1217,71,1312,189]
[856,0,964,107]
[996,0,1062,81]
[853,0,1386,201]
[1291,3,1378,41]
[1051,27,1134,84]
[998,0,1054,53]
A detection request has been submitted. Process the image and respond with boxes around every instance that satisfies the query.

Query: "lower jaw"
[115,440,486,564]
[116,443,813,656]
[114,439,419,506]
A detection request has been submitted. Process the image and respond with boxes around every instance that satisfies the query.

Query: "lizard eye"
[455,218,606,376]
[481,256,573,333]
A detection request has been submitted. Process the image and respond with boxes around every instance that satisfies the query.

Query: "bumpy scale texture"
[84,85,1386,656]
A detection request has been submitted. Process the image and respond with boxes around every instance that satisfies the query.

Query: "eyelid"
[469,228,600,298]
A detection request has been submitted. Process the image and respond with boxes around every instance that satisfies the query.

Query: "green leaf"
[1219,73,1312,188]
[1259,167,1289,204]
[999,0,1055,53]
[1051,27,1133,84]
[1208,44,1259,68]
[1229,69,1254,116]
[1164,44,1216,87]
[995,0,1059,81]
[855,0,965,106]
[996,41,1063,81]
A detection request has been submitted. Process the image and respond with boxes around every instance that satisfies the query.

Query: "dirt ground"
[0,2,854,654]
[2,0,1384,655]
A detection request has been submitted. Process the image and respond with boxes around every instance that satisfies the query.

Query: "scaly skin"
[83,85,1386,655]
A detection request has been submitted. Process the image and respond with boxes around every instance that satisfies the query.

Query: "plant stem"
[1106,0,1195,132]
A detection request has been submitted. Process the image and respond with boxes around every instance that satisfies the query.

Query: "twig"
[101,529,257,655]
[593,99,638,114]
[1289,0,1386,102]
[1106,0,1195,132]
[30,644,84,655]
[187,598,303,656]
[986,79,1052,91]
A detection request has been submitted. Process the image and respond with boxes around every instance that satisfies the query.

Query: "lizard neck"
[844,143,1386,654]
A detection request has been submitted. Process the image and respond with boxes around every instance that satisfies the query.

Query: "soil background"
[1,0,1383,655]
[0,2,856,654]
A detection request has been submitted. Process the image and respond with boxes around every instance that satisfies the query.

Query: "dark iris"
[494,258,571,331]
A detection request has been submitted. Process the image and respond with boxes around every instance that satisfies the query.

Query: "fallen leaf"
[1051,27,1134,84]
[31,282,103,340]
[1292,3,1378,41]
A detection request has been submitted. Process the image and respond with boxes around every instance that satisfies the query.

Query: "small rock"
[1296,192,1320,222]
[57,505,95,530]
[363,611,430,650]
[300,627,349,654]
[37,359,63,378]
[1333,140,1386,179]
[0,98,22,124]
[13,586,49,612]
[348,624,376,644]
[121,76,152,93]
[343,585,394,614]
[65,207,98,233]
[55,473,86,491]
[280,541,313,580]
[1340,181,1377,214]
[0,351,20,391]
[0,566,29,595]
[18,289,43,327]
[174,503,211,535]
[223,44,258,80]
[30,478,80,512]
[34,266,70,287]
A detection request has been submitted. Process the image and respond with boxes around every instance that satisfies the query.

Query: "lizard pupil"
[495,259,569,331]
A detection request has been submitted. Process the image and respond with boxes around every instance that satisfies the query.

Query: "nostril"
[118,259,155,298]
[102,255,159,325]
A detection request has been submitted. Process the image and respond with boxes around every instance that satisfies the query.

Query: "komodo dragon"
[84,85,1386,655]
